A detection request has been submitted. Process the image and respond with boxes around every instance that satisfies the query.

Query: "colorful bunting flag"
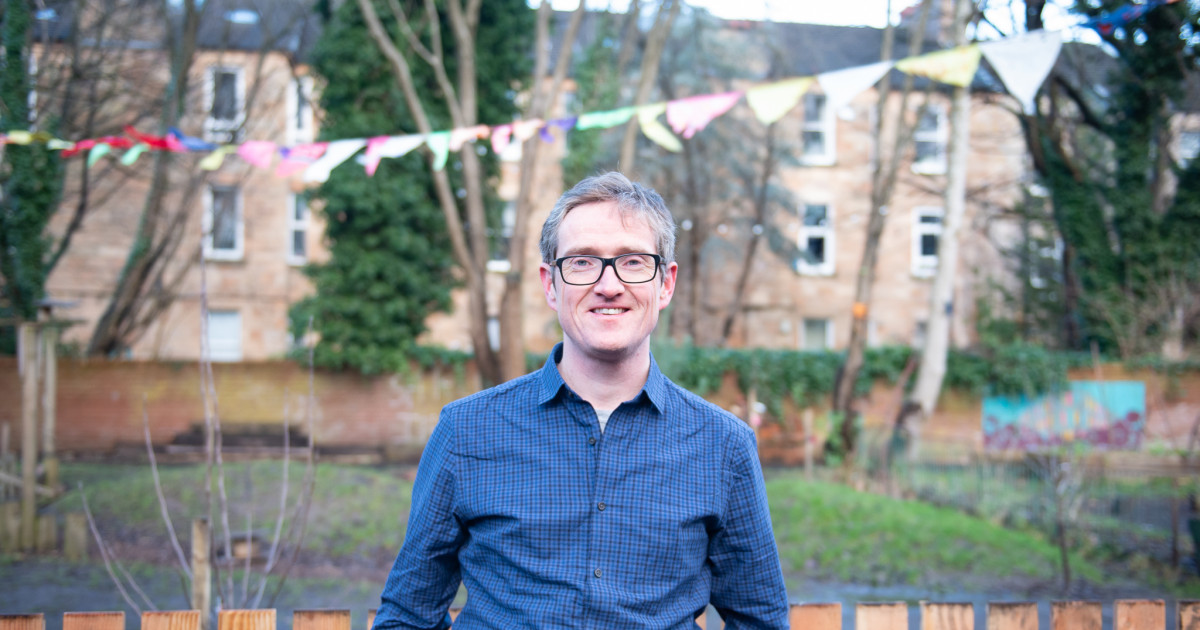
[168,127,217,152]
[238,140,277,168]
[637,104,682,152]
[576,107,636,130]
[746,77,814,125]
[491,124,514,154]
[1082,0,1178,35]
[304,139,367,183]
[450,125,490,151]
[121,143,149,166]
[980,30,1063,114]
[666,92,743,139]
[199,146,236,171]
[895,45,982,88]
[275,143,327,178]
[816,61,894,114]
[87,144,112,166]
[426,131,452,171]
[363,134,424,176]
[5,131,33,145]
[540,117,578,142]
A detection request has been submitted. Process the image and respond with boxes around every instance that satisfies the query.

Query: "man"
[375,172,789,629]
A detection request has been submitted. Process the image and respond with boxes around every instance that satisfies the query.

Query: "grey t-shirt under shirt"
[595,408,614,433]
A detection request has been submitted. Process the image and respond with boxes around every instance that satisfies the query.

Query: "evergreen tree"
[293,0,529,374]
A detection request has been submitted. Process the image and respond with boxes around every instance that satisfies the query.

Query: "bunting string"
[10,2,1170,181]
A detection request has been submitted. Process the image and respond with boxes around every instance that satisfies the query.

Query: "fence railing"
[3,600,1197,630]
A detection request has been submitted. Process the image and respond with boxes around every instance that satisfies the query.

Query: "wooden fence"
[2,601,1198,630]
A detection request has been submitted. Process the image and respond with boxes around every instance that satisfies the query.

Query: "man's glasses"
[553,253,662,286]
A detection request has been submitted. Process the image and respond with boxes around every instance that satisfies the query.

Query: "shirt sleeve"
[374,408,465,630]
[708,426,790,629]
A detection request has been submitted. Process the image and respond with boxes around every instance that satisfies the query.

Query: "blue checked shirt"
[375,344,789,629]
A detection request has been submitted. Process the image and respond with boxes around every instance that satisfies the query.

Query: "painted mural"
[982,381,1146,451]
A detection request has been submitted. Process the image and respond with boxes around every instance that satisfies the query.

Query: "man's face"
[539,200,677,364]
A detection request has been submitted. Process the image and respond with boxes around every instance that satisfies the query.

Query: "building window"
[288,193,308,265]
[1179,130,1200,167]
[912,105,947,174]
[205,66,244,143]
[487,201,516,273]
[796,203,834,276]
[487,315,501,351]
[287,75,315,145]
[800,93,835,165]
[206,310,242,362]
[913,320,928,349]
[802,318,832,351]
[912,206,943,277]
[204,185,243,260]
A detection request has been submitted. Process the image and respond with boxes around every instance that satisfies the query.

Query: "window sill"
[205,251,244,262]
[911,163,947,176]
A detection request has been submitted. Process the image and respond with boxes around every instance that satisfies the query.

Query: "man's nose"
[592,262,625,294]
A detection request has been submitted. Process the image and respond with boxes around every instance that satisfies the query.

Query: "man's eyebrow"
[560,246,651,257]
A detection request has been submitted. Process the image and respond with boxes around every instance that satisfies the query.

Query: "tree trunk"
[902,0,972,460]
[719,124,778,346]
[618,0,679,174]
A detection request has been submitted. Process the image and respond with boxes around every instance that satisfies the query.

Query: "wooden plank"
[293,610,350,630]
[447,608,460,622]
[63,612,124,630]
[1116,600,1163,630]
[217,610,275,630]
[696,609,706,628]
[141,611,201,630]
[0,614,45,630]
[791,603,841,630]
[364,611,375,630]
[1052,601,1101,630]
[923,602,973,630]
[1179,601,1200,630]
[986,602,1037,630]
[857,603,908,630]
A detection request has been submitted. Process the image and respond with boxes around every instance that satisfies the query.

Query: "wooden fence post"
[364,611,375,630]
[790,603,840,630]
[192,519,211,630]
[19,322,39,551]
[64,513,88,561]
[0,614,44,630]
[1115,599,1163,630]
[803,409,814,480]
[40,325,58,490]
[62,612,124,630]
[922,602,973,630]
[986,602,1037,630]
[217,610,274,630]
[1051,601,1101,630]
[1177,600,1199,630]
[294,611,350,630]
[856,603,907,630]
[142,611,201,630]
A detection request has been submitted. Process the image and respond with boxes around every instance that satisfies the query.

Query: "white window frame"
[911,206,943,278]
[286,75,315,145]
[795,203,835,276]
[801,318,834,351]
[800,92,836,166]
[912,105,948,175]
[287,193,309,266]
[206,310,243,362]
[204,66,245,143]
[487,201,517,273]
[204,184,244,261]
[1178,130,1200,168]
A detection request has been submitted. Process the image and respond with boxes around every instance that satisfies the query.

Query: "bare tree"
[354,0,587,384]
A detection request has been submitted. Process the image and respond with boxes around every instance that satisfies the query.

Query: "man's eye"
[569,258,596,269]
[621,259,645,269]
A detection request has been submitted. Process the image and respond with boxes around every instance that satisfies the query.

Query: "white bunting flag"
[815,61,894,114]
[305,139,367,183]
[980,30,1063,114]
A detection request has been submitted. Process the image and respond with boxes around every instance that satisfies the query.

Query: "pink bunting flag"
[491,124,514,154]
[363,134,425,176]
[238,140,277,168]
[665,92,742,139]
[275,142,328,178]
[512,119,544,142]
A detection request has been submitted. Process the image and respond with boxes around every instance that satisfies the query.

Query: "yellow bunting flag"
[48,139,75,150]
[637,104,681,153]
[6,131,33,145]
[896,45,982,88]
[199,146,235,171]
[746,77,814,125]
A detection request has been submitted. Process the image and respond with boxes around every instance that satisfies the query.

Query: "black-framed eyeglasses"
[553,253,662,286]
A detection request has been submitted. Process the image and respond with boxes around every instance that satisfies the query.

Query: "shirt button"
[588,437,596,445]
[594,568,602,578]
[597,502,606,511]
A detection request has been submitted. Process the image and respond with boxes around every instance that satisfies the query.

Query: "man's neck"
[557,345,651,411]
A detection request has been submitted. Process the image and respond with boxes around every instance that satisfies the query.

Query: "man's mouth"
[592,308,626,315]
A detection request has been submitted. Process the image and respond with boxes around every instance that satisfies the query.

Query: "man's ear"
[540,263,559,311]
[657,261,678,311]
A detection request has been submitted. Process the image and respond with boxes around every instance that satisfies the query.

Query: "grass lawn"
[42,462,1199,599]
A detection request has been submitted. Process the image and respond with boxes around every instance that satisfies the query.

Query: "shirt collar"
[537,342,668,415]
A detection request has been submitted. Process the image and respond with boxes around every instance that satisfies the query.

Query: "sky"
[540,0,1104,42]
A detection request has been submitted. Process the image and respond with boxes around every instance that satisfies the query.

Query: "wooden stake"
[63,612,124,630]
[41,325,58,490]
[19,322,39,551]
[192,519,211,630]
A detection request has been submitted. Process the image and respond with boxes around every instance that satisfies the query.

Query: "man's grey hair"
[539,172,676,264]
